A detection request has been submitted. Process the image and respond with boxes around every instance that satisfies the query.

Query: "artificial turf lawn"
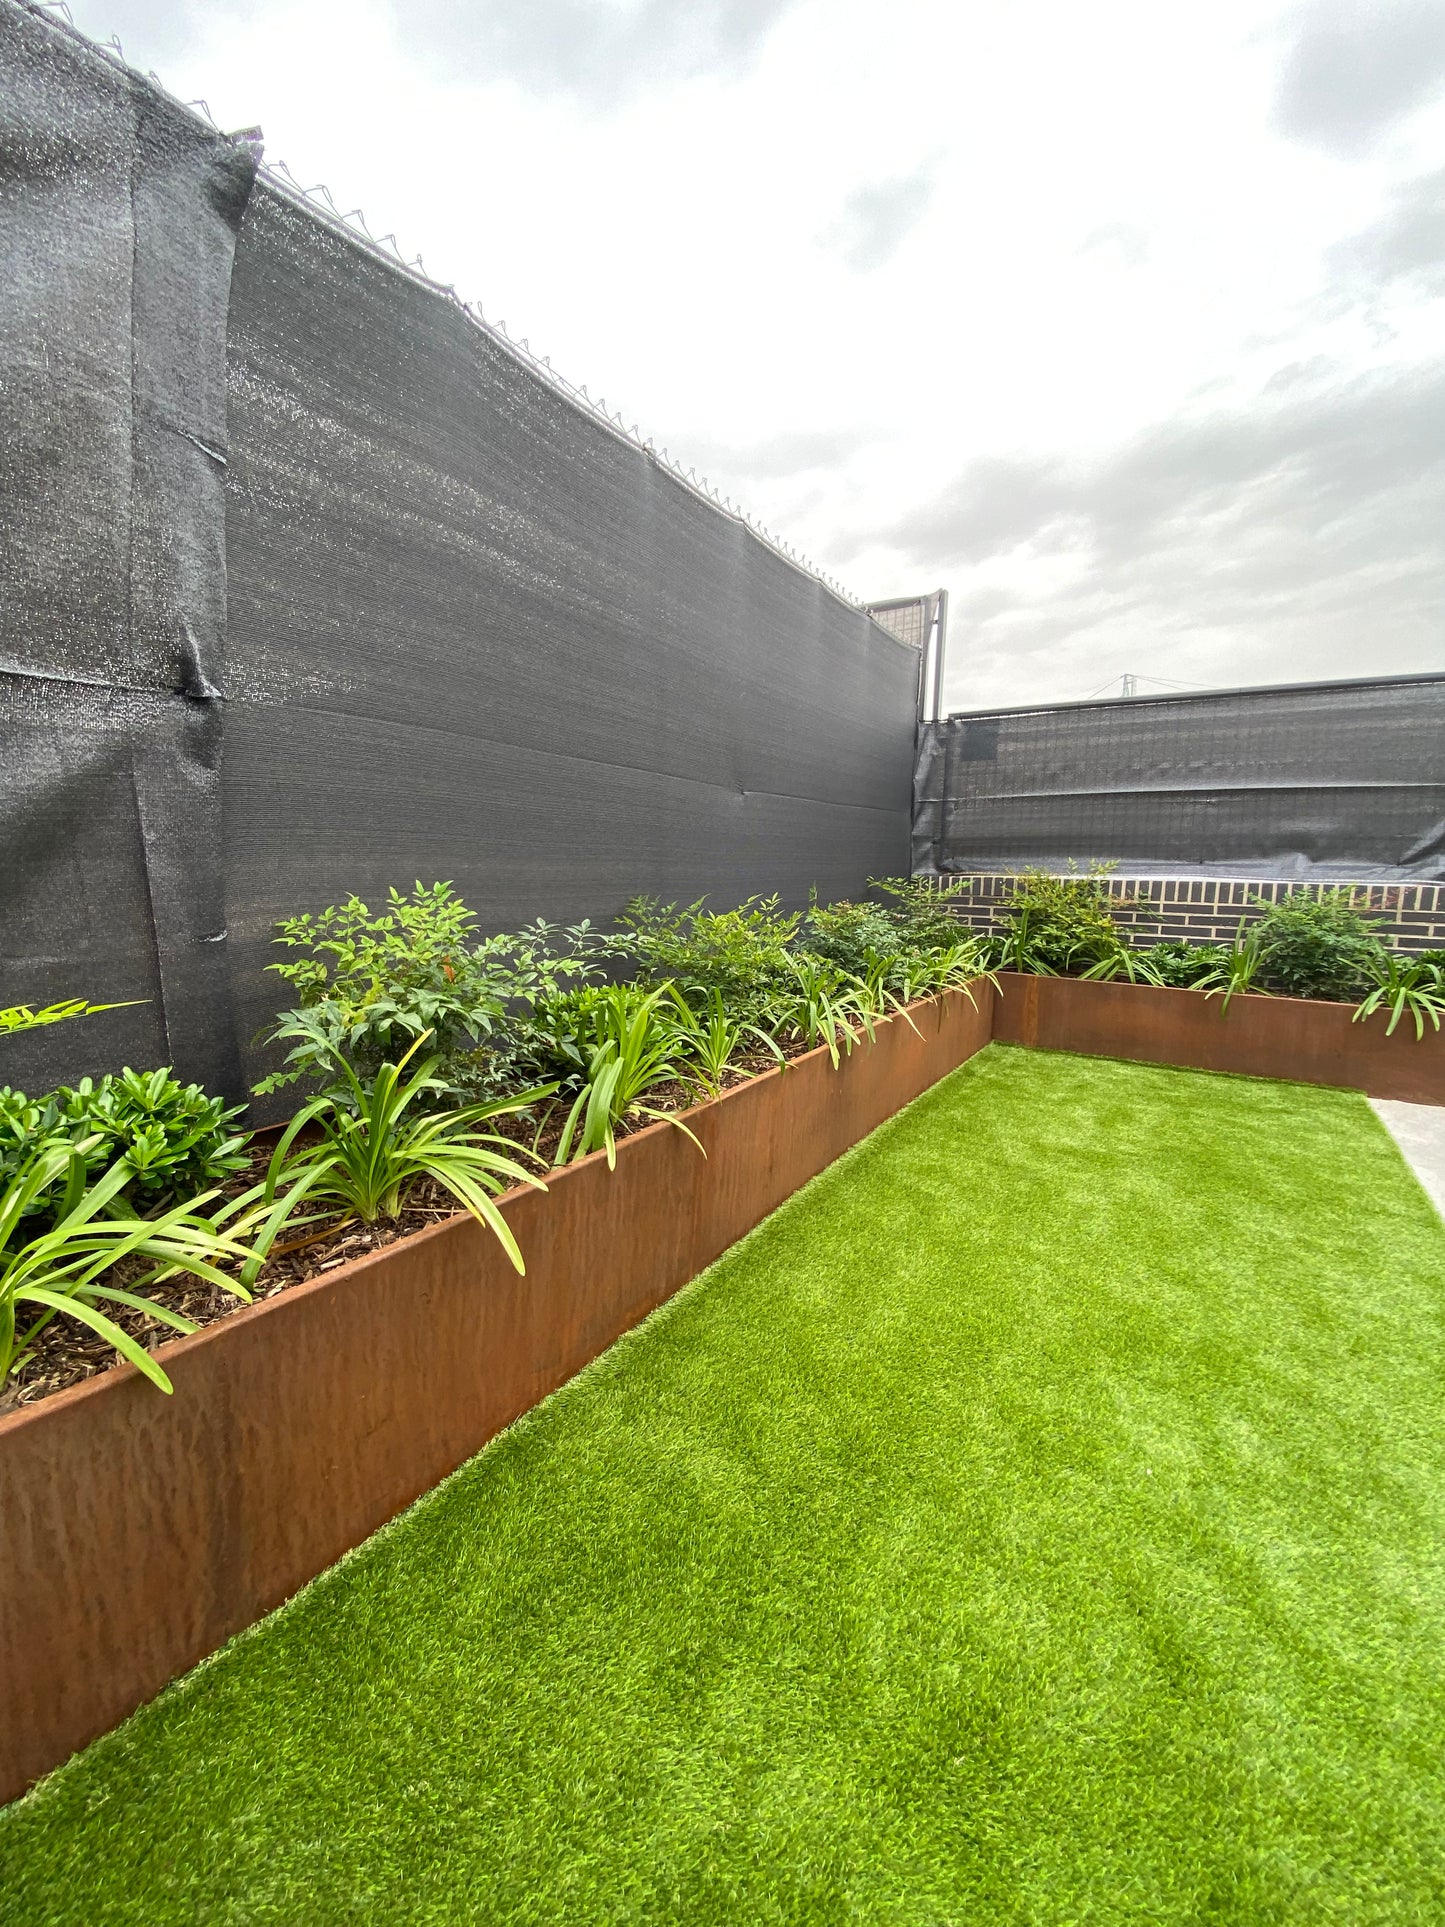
[4,1048,1445,1925]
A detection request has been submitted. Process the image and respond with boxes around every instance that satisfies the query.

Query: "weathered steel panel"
[992,973,1445,1103]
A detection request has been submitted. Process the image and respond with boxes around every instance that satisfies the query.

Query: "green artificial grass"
[4,1047,1445,1924]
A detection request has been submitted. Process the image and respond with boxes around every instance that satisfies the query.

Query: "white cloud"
[64,0,1445,707]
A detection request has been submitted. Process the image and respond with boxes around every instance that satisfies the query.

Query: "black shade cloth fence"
[1,0,919,1101]
[914,673,1445,882]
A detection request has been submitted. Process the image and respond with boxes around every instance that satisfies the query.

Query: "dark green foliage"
[796,898,901,977]
[0,1069,249,1229]
[988,866,1160,973]
[868,875,973,952]
[610,896,800,1017]
[257,883,596,1099]
[800,881,973,983]
[1250,890,1387,1002]
[7,1055,1444,1921]
[1135,940,1231,987]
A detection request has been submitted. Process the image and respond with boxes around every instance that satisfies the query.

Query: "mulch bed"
[0,1049,802,1416]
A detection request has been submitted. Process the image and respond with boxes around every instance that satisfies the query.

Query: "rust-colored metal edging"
[991,972,1444,1103]
[0,986,995,1806]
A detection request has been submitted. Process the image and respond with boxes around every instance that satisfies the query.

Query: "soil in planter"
[0,1048,801,1415]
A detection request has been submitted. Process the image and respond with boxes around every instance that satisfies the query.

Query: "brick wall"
[933,873,1445,954]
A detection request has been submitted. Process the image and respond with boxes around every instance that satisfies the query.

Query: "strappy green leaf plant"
[1078,944,1168,987]
[1352,953,1445,1040]
[547,985,702,1171]
[762,957,870,1069]
[254,1034,554,1278]
[661,987,782,1100]
[1195,920,1270,1013]
[892,940,996,1007]
[1,1140,255,1394]
[989,907,1064,976]
[0,997,145,1036]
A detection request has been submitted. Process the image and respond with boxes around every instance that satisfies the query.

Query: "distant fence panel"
[0,2,918,1101]
[913,675,1445,883]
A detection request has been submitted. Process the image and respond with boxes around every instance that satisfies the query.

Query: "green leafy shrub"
[0,1069,249,1228]
[800,881,979,989]
[991,866,1154,974]
[797,899,902,979]
[1250,891,1388,1002]
[1135,941,1231,988]
[257,883,596,1099]
[611,897,799,1017]
[869,876,973,952]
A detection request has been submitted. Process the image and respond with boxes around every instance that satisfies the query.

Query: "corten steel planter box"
[992,972,1445,1103]
[0,986,994,1807]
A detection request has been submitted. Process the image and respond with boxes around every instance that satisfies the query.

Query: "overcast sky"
[65,0,1445,709]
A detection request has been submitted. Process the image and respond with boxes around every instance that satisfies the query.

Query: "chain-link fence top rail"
[913,673,1445,882]
[1,0,920,1101]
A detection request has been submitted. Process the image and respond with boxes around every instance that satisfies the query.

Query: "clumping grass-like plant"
[1,1139,255,1394]
[1196,920,1271,1012]
[257,1035,555,1277]
[763,957,870,1068]
[661,987,781,1100]
[893,939,996,1006]
[0,996,145,1036]
[1353,952,1445,1040]
[549,985,702,1170]
[1077,944,1168,987]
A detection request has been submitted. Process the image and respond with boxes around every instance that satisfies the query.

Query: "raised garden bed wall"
[993,972,1444,1104]
[0,988,994,1807]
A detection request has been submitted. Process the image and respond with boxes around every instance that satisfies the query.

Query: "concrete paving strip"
[1369,1098,1445,1219]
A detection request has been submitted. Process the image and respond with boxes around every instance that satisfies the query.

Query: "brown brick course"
[932,873,1445,954]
